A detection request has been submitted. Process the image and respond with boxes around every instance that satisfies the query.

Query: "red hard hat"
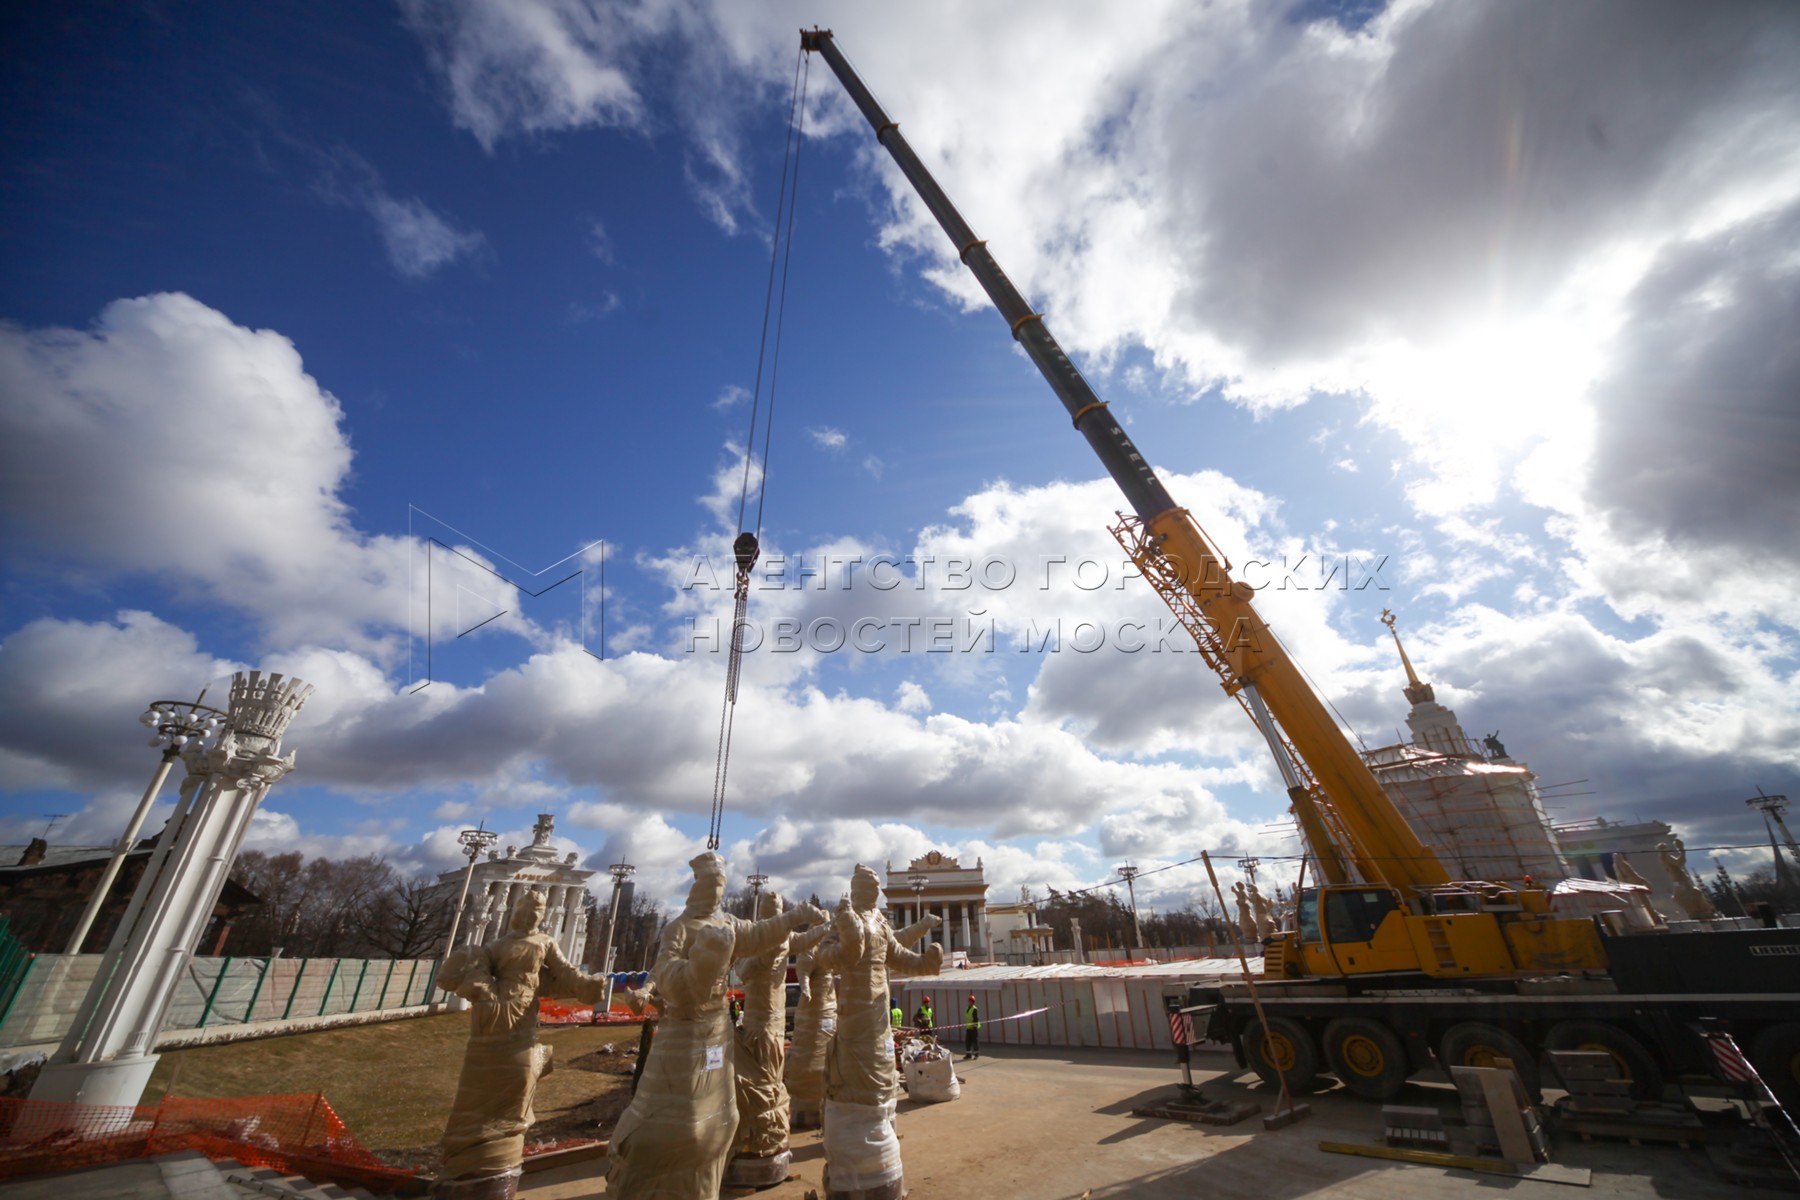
[968,994,976,1001]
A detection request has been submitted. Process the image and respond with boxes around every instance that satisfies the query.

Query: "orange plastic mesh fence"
[0,1092,420,1190]
[537,996,639,1025]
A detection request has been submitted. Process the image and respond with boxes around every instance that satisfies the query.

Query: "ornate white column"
[503,881,521,930]
[33,672,312,1108]
[959,906,971,954]
[545,885,564,938]
[569,904,589,967]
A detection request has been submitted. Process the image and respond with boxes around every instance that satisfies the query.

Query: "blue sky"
[4,1,1797,914]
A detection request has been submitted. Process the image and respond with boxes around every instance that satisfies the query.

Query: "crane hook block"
[734,531,761,576]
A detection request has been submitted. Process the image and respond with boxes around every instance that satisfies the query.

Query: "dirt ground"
[525,1044,1796,1200]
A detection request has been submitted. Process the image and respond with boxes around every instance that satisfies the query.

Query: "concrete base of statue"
[431,1165,521,1200]
[723,1147,792,1189]
[824,1174,903,1200]
[29,1055,160,1109]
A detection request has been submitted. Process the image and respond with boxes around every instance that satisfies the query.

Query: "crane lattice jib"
[804,28,1448,895]
[1109,514,1360,886]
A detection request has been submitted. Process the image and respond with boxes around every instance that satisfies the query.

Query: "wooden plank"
[1477,1067,1539,1164]
[1321,1141,1514,1173]
[1319,1143,1590,1187]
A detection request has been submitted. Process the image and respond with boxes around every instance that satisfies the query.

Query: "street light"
[442,824,499,957]
[1116,864,1143,953]
[905,870,928,932]
[66,691,227,953]
[601,862,636,974]
[747,872,769,914]
[1235,856,1260,886]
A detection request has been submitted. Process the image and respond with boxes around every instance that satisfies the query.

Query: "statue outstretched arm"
[886,935,944,978]
[893,913,941,948]
[790,921,832,956]
[732,896,828,961]
[437,946,497,1005]
[538,939,611,1006]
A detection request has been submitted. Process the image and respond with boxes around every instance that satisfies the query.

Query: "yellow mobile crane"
[803,28,1800,1105]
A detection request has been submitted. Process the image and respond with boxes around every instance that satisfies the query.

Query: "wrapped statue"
[435,888,610,1194]
[1247,882,1276,941]
[812,865,943,1200]
[786,912,938,1132]
[724,891,816,1188]
[1660,839,1718,921]
[605,852,823,1199]
[1233,881,1258,943]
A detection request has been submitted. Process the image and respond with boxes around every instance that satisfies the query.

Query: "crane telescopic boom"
[802,28,1448,894]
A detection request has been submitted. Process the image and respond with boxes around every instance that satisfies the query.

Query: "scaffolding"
[1364,742,1570,884]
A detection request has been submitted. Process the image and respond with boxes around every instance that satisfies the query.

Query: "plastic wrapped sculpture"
[812,865,944,1200]
[787,912,938,1132]
[782,922,837,1132]
[1233,880,1258,943]
[435,888,610,1195]
[1660,839,1719,921]
[605,852,823,1199]
[1246,882,1276,941]
[724,891,816,1187]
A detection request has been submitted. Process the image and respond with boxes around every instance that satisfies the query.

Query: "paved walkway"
[524,1045,1789,1200]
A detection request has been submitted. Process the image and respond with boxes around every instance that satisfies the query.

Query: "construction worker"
[964,994,981,1060]
[890,996,904,1032]
[913,995,934,1041]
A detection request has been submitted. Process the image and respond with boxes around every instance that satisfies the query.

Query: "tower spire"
[1380,609,1436,705]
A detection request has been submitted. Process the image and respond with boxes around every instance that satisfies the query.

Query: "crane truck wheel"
[1546,1021,1663,1101]
[1321,1017,1409,1100]
[1243,1017,1319,1092]
[1750,1023,1800,1110]
[1437,1022,1543,1101]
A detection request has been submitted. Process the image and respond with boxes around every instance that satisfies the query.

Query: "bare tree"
[354,872,452,958]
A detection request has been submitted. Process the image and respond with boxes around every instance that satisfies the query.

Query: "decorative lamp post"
[908,872,929,945]
[747,872,769,912]
[65,692,228,954]
[600,862,635,973]
[1235,856,1260,887]
[35,670,312,1109]
[442,823,499,957]
[1116,864,1143,953]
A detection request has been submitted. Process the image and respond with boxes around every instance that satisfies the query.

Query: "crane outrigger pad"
[1130,1087,1260,1126]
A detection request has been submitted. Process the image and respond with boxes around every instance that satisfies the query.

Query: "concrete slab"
[516,1045,1791,1200]
[0,1151,255,1200]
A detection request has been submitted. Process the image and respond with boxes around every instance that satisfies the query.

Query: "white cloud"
[368,194,486,278]
[809,426,847,451]
[894,680,930,713]
[0,297,405,650]
[313,146,485,278]
[587,218,615,262]
[396,0,649,151]
[566,293,624,323]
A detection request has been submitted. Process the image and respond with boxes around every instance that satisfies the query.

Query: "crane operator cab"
[1275,884,1607,983]
[1289,887,1415,978]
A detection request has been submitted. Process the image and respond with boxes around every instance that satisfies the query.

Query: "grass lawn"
[142,1013,644,1173]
